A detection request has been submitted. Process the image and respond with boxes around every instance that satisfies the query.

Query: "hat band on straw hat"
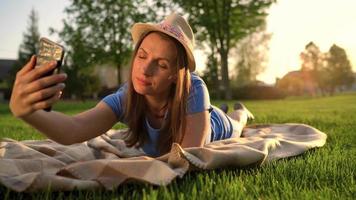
[157,23,187,44]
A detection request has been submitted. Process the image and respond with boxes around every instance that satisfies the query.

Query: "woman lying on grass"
[9,13,253,157]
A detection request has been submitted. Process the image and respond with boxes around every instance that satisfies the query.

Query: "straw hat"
[131,13,196,72]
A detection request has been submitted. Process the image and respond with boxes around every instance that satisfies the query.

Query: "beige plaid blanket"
[0,123,327,192]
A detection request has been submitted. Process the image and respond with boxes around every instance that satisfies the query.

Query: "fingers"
[10,56,66,118]
[26,83,65,104]
[32,90,63,111]
[24,73,67,94]
[17,55,36,76]
[23,60,58,84]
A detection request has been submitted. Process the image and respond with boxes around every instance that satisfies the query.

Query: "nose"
[141,60,155,76]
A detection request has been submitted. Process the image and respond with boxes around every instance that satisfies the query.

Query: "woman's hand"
[9,55,67,118]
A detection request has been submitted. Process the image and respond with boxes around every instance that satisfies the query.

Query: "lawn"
[0,93,355,199]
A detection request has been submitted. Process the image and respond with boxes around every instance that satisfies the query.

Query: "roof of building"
[281,70,315,82]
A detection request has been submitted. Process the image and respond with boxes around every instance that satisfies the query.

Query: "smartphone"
[35,37,65,112]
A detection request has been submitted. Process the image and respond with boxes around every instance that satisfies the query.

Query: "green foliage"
[169,0,275,99]
[56,0,155,85]
[201,49,221,99]
[1,93,356,199]
[299,42,354,95]
[18,9,40,65]
[300,42,323,72]
[5,9,40,88]
[54,25,101,99]
[233,26,271,87]
[324,44,355,92]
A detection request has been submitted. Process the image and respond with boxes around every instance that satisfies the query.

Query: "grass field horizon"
[0,93,355,199]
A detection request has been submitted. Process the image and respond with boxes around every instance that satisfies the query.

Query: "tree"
[169,0,275,99]
[201,47,221,98]
[300,42,323,72]
[55,25,100,99]
[325,44,354,94]
[57,0,155,85]
[299,42,354,95]
[6,8,40,88]
[233,25,271,87]
[299,42,325,93]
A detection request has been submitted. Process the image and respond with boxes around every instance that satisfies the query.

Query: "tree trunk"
[212,62,221,99]
[117,64,121,85]
[211,48,221,99]
[220,49,231,100]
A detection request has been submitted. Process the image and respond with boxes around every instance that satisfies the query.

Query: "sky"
[0,0,355,84]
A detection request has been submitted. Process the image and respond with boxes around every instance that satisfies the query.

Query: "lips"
[136,77,152,86]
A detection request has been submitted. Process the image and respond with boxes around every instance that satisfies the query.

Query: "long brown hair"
[123,32,191,155]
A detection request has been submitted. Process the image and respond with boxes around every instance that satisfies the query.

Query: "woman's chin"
[133,85,151,95]
[136,90,149,95]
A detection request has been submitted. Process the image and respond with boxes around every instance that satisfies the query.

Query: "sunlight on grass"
[0,93,355,199]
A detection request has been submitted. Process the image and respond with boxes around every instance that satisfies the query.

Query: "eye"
[137,51,146,59]
[158,61,168,69]
[159,64,168,69]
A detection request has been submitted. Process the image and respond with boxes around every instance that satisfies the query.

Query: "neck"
[145,93,170,118]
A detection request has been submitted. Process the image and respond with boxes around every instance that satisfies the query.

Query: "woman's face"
[132,32,178,97]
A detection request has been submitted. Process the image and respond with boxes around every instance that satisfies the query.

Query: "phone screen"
[35,38,65,111]
[36,38,65,76]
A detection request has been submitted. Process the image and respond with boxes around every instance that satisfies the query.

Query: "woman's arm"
[21,102,117,145]
[180,110,211,148]
[10,56,118,145]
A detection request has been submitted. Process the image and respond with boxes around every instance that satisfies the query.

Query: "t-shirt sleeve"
[101,83,128,122]
[187,75,211,114]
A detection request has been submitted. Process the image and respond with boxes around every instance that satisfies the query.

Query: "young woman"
[9,13,253,157]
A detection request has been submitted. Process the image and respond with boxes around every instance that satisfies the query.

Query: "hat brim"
[131,23,196,72]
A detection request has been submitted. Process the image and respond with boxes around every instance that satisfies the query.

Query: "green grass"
[1,94,355,199]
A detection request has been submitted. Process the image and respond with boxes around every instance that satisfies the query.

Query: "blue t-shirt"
[102,73,233,157]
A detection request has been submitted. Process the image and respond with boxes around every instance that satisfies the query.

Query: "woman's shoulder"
[106,82,128,97]
[190,73,207,87]
[187,73,211,114]
[188,73,209,95]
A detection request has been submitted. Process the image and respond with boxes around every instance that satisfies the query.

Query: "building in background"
[0,59,127,100]
[276,70,318,96]
[93,63,129,89]
[276,70,356,96]
[0,59,17,101]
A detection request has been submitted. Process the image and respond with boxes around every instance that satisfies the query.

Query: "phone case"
[36,38,65,111]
